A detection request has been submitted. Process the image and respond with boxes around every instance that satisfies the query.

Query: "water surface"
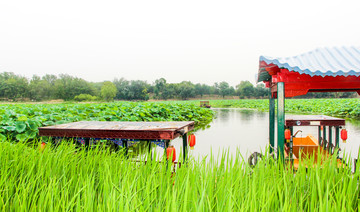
[170,108,360,161]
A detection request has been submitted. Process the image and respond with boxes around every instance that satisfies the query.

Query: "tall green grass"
[0,141,359,211]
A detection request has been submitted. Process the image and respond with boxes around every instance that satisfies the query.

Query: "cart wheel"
[248,152,264,167]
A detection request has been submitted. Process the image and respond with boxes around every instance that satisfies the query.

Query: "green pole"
[328,126,332,152]
[335,127,340,158]
[269,89,275,155]
[122,139,128,158]
[148,140,152,161]
[277,82,285,161]
[289,126,293,160]
[164,140,170,161]
[84,138,90,151]
[182,134,188,162]
[323,126,327,149]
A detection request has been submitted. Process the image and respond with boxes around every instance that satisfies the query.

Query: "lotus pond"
[0,102,214,142]
[1,99,360,210]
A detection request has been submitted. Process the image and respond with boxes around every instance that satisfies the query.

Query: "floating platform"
[39,121,195,161]
[39,121,195,140]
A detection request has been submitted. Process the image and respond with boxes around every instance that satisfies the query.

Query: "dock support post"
[289,126,293,161]
[84,138,90,150]
[147,140,152,161]
[277,82,285,161]
[49,137,55,147]
[328,126,333,152]
[335,127,340,158]
[269,90,275,155]
[122,139,128,158]
[164,140,170,161]
[182,133,188,162]
[323,126,327,150]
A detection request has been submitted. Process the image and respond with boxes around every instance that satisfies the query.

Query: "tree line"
[0,72,355,102]
[0,72,269,101]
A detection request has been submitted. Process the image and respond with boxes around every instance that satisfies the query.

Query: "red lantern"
[188,134,196,150]
[284,129,291,141]
[39,142,46,152]
[341,129,348,143]
[166,146,176,162]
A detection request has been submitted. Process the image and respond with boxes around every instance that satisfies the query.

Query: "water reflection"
[237,109,257,122]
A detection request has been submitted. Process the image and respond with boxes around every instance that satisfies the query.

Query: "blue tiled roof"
[260,46,360,77]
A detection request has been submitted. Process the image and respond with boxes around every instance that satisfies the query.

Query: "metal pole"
[277,82,285,161]
[289,126,293,160]
[323,126,327,150]
[122,139,128,158]
[318,126,322,144]
[164,140,170,161]
[84,138,90,150]
[269,90,275,155]
[328,126,332,152]
[335,127,340,158]
[182,134,188,162]
[148,140,152,161]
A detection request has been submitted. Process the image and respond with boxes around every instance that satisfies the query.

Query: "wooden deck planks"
[39,121,195,140]
[285,115,345,127]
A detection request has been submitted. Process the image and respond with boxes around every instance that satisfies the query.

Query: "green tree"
[176,81,196,100]
[101,81,117,101]
[163,84,176,99]
[29,75,50,101]
[0,72,29,100]
[218,81,233,98]
[154,78,167,99]
[236,81,255,99]
[195,83,209,97]
[113,78,130,100]
[254,83,268,98]
[127,80,150,101]
[54,74,96,100]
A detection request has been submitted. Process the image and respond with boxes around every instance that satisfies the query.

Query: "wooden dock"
[39,121,194,140]
[39,121,195,161]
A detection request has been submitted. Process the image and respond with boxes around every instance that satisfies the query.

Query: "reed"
[0,141,358,211]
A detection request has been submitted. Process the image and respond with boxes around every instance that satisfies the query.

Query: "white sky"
[0,0,359,86]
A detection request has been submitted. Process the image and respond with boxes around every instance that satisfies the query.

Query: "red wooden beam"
[266,68,360,98]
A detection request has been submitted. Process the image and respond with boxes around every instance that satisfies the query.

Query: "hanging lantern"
[188,134,196,150]
[341,129,348,143]
[284,129,291,141]
[166,146,176,162]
